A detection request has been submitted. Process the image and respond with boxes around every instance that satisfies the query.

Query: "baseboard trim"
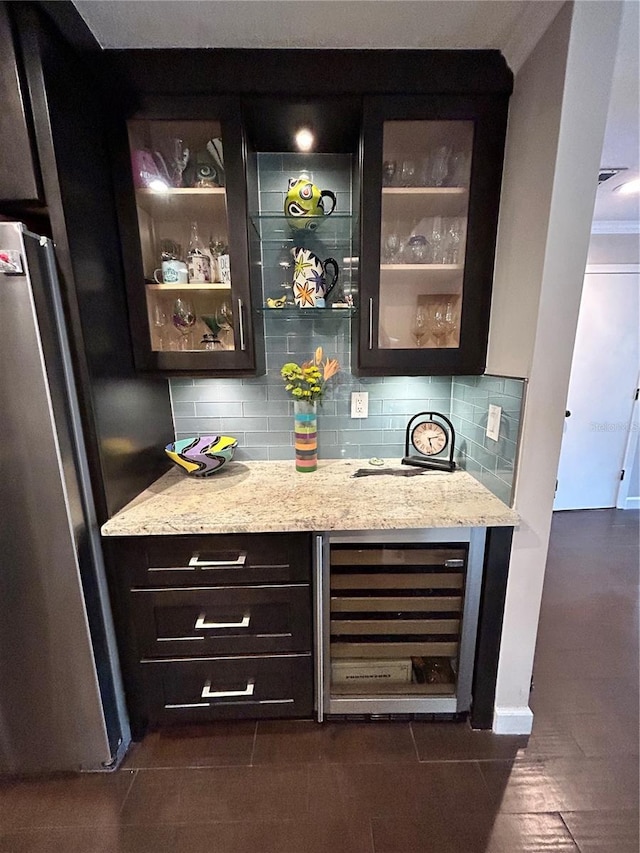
[493,706,534,735]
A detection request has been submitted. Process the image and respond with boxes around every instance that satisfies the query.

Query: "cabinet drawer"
[144,654,313,723]
[119,534,311,587]
[132,585,311,657]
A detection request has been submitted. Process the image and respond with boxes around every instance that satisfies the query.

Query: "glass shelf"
[249,212,355,246]
[257,306,357,318]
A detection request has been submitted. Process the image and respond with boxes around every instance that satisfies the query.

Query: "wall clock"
[402,411,457,472]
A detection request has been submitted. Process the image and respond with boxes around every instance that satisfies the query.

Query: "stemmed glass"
[427,216,444,264]
[430,301,457,347]
[444,218,462,264]
[151,302,168,350]
[411,308,428,348]
[430,145,450,187]
[400,159,416,187]
[382,231,402,263]
[172,297,196,350]
[382,160,397,187]
[215,300,234,348]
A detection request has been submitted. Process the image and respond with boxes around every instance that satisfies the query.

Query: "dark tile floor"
[1,509,638,852]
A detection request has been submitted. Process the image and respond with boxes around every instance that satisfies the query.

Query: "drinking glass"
[411,308,428,348]
[444,218,462,264]
[382,160,397,187]
[151,302,168,350]
[430,145,450,187]
[168,138,190,188]
[215,300,234,347]
[427,216,444,263]
[430,300,457,346]
[448,150,469,187]
[400,159,416,187]
[382,231,402,263]
[172,297,196,350]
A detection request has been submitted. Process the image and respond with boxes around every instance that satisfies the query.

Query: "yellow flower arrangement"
[280,347,340,403]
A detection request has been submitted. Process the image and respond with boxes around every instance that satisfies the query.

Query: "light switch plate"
[486,404,501,441]
[351,391,368,418]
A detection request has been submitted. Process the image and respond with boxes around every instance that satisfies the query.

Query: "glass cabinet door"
[378,120,472,352]
[123,106,256,372]
[358,96,508,376]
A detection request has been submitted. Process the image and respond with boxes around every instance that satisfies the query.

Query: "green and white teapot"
[284,178,337,231]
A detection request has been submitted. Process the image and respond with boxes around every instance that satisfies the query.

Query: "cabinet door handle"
[237,298,246,351]
[201,678,255,699]
[188,553,247,568]
[368,297,374,350]
[195,613,250,630]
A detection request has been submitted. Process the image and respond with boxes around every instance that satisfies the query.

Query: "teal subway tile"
[245,431,291,447]
[503,378,526,398]
[219,417,267,433]
[450,399,475,421]
[318,430,338,447]
[341,429,386,445]
[243,400,290,417]
[235,447,270,462]
[359,443,405,459]
[382,399,438,415]
[195,402,244,418]
[187,383,268,403]
[266,385,292,401]
[365,416,392,430]
[267,447,295,461]
[262,336,289,353]
[257,153,283,171]
[268,416,294,431]
[317,401,337,416]
[174,417,222,434]
[259,192,284,212]
[172,401,196,417]
[169,378,194,387]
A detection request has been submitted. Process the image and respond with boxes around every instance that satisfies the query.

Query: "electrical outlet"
[351,391,369,418]
[486,404,501,441]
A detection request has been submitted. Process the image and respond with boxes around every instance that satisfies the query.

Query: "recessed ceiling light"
[615,177,640,195]
[295,128,314,152]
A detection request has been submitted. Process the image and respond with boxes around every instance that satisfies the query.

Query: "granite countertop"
[101,459,519,536]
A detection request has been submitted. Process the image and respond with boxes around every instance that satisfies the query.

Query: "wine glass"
[427,216,444,264]
[430,145,450,187]
[400,159,416,187]
[151,302,168,350]
[172,297,196,350]
[382,160,397,187]
[430,300,457,347]
[444,218,462,264]
[411,307,428,347]
[215,300,234,348]
[382,231,402,263]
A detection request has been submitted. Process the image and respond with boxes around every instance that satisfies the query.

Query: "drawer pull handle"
[445,559,464,569]
[201,678,255,699]
[195,613,251,630]
[188,553,247,568]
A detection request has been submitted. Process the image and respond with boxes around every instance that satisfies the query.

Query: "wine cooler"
[314,528,486,719]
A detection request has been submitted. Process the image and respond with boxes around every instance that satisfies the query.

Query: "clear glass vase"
[293,400,318,472]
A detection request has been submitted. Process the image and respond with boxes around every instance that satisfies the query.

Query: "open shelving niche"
[249,212,358,322]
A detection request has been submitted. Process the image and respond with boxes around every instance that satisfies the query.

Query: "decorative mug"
[154,259,188,284]
[187,252,212,283]
[284,178,337,231]
[291,247,339,308]
[218,253,231,285]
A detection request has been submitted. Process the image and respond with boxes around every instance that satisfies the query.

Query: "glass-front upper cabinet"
[120,99,259,373]
[357,96,508,375]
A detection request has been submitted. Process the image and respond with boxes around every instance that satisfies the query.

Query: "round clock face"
[412,421,448,456]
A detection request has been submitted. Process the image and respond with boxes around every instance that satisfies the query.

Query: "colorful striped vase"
[294,400,318,473]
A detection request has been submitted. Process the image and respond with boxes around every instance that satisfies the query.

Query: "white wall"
[587,233,640,264]
[486,0,623,734]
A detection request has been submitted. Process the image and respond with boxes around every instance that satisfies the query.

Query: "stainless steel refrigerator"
[0,222,130,773]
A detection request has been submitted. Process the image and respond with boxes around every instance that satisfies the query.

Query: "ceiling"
[72,0,639,228]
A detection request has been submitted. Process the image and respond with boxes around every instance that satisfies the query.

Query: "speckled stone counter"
[101,459,519,536]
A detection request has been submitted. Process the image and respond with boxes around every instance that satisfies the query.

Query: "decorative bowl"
[165,435,238,477]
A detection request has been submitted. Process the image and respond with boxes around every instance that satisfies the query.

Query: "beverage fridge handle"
[314,534,325,723]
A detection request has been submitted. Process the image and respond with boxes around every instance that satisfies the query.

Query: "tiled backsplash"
[451,376,526,505]
[170,151,526,506]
